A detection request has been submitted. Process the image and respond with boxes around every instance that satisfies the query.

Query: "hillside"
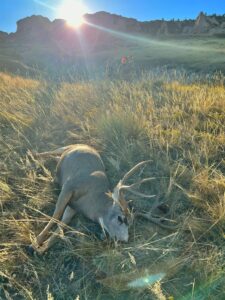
[0,12,225,76]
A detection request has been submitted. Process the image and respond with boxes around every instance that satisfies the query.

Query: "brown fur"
[31,145,130,253]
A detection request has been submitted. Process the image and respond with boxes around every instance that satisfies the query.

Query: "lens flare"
[56,0,87,28]
[127,272,166,288]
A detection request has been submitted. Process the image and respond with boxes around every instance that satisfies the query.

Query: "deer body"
[32,145,129,252]
[55,145,111,221]
[30,144,176,254]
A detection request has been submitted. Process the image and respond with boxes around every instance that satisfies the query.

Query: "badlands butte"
[0,11,225,75]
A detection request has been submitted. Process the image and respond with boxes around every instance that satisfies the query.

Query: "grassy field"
[0,36,225,77]
[0,68,225,299]
[125,36,225,73]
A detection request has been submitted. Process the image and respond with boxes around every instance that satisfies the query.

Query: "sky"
[0,0,225,33]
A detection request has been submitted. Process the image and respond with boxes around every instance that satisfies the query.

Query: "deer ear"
[118,193,134,225]
[106,192,117,206]
[118,192,129,214]
[106,191,112,198]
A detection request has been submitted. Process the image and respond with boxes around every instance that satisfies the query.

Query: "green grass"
[0,36,225,77]
[0,69,225,299]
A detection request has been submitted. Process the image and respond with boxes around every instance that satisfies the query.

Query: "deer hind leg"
[33,145,73,159]
[35,187,73,247]
[36,206,76,254]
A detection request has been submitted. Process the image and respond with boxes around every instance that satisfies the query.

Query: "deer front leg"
[35,205,76,254]
[35,188,73,246]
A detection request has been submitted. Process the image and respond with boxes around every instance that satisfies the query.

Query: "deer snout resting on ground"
[29,144,176,254]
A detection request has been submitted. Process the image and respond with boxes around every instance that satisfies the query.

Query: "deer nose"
[123,235,129,243]
[121,231,129,243]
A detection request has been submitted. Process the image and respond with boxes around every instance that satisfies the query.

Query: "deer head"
[98,160,155,242]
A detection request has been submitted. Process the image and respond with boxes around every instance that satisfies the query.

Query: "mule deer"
[29,144,176,254]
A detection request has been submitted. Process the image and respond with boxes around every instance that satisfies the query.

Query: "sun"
[57,0,87,28]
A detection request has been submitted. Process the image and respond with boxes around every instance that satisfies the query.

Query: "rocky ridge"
[1,11,225,42]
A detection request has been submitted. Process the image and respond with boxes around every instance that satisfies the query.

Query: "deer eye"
[118,216,123,224]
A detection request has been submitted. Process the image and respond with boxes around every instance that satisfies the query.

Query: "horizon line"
[1,10,224,34]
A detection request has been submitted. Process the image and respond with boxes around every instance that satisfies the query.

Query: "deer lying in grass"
[29,144,176,254]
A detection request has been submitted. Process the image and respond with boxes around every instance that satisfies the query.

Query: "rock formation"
[0,11,224,74]
[193,12,225,35]
[1,11,224,43]
[0,31,8,41]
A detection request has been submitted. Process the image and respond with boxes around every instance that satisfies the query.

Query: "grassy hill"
[0,68,224,299]
[0,34,225,77]
[1,12,225,78]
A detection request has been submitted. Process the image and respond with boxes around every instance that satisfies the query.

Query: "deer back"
[55,144,106,188]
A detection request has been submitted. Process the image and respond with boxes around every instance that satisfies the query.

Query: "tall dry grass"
[0,70,224,299]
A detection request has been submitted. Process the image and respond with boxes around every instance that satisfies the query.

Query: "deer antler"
[134,211,179,230]
[120,160,152,182]
[112,160,179,230]
[112,160,155,201]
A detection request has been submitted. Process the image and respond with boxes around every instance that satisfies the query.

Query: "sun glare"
[57,0,87,28]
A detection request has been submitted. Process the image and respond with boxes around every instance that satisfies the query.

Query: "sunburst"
[56,0,87,28]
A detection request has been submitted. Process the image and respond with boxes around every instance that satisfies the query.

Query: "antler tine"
[135,212,178,230]
[112,160,153,202]
[120,160,152,184]
[120,177,155,190]
[119,177,155,198]
[124,188,156,198]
